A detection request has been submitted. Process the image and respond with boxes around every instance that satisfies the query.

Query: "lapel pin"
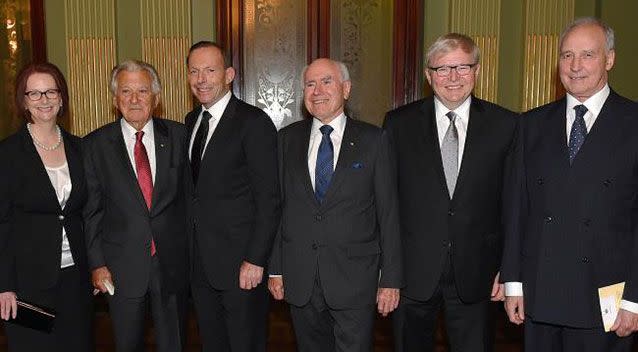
[349,141,354,146]
[160,143,165,148]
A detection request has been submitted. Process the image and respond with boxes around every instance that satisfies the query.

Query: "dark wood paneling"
[30,0,46,62]
[392,0,424,107]
[307,0,330,62]
[216,0,244,97]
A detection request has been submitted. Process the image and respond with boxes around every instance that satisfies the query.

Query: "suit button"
[537,178,544,185]
[58,215,65,221]
[544,216,553,223]
[582,257,589,263]
[583,219,591,227]
[447,209,455,216]
[603,179,612,187]
[312,244,318,250]
[315,215,322,221]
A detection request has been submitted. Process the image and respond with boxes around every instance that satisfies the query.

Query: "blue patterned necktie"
[568,104,588,164]
[315,125,334,203]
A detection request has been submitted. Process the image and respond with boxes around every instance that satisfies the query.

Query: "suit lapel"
[544,99,571,173]
[107,121,149,212]
[290,119,318,208]
[452,98,488,201]
[19,126,61,210]
[419,99,450,198]
[151,119,170,214]
[62,130,84,211]
[571,91,626,168]
[320,118,359,206]
[196,96,237,187]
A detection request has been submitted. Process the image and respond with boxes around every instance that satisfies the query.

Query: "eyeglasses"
[428,64,477,77]
[25,89,60,101]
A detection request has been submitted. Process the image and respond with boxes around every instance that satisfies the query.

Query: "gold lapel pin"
[349,141,354,146]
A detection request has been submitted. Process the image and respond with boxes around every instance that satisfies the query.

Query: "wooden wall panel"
[521,0,573,110]
[140,0,192,122]
[65,0,116,136]
[449,0,500,103]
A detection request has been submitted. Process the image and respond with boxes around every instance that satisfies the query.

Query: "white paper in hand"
[103,280,115,296]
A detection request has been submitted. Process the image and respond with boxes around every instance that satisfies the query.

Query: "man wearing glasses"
[383,33,517,351]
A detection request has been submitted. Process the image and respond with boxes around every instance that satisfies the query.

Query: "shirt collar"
[311,112,347,138]
[566,84,610,117]
[120,117,154,140]
[201,90,232,120]
[434,95,472,121]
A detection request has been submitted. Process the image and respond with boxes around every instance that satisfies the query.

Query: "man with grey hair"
[384,33,517,351]
[84,59,189,351]
[268,58,402,351]
[501,17,638,351]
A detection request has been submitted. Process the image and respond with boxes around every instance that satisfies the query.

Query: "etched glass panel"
[243,0,307,129]
[330,0,393,126]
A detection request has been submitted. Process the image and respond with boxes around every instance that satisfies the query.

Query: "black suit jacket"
[0,125,89,297]
[501,90,638,328]
[185,95,280,290]
[83,118,188,297]
[270,118,402,309]
[383,96,517,303]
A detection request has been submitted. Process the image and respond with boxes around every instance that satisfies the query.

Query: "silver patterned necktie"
[441,111,459,197]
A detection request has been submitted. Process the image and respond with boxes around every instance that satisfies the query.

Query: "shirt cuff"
[620,300,638,314]
[505,282,524,296]
[268,274,282,278]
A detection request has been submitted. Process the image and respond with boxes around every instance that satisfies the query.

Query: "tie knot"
[446,111,457,123]
[320,125,333,136]
[574,104,588,118]
[202,110,213,121]
[135,131,144,142]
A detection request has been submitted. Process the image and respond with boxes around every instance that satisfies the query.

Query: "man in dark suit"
[268,58,402,351]
[502,17,638,351]
[84,60,188,351]
[184,41,280,352]
[383,33,517,351]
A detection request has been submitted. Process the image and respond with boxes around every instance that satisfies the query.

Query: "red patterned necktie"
[134,131,156,256]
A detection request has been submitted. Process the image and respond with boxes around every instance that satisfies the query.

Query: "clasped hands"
[268,277,400,317]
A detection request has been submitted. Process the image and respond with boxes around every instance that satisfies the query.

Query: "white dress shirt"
[307,113,347,190]
[188,91,232,160]
[45,161,75,268]
[434,96,471,170]
[120,118,156,184]
[504,83,638,313]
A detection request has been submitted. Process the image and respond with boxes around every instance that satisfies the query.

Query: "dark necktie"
[191,111,212,184]
[315,125,334,203]
[568,104,588,164]
[441,111,459,197]
[134,131,156,256]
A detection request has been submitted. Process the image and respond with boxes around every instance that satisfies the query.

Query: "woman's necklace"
[26,123,62,151]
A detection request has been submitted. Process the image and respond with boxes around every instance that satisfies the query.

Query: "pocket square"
[352,162,363,169]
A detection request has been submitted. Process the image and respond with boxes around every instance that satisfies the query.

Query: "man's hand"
[377,288,400,317]
[239,261,264,290]
[0,291,17,320]
[491,272,505,301]
[268,277,284,300]
[504,296,525,325]
[610,309,638,337]
[92,266,113,295]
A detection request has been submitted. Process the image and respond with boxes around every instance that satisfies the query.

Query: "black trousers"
[3,265,93,352]
[393,255,493,352]
[191,245,269,352]
[107,256,188,352]
[524,319,633,352]
[289,273,375,352]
